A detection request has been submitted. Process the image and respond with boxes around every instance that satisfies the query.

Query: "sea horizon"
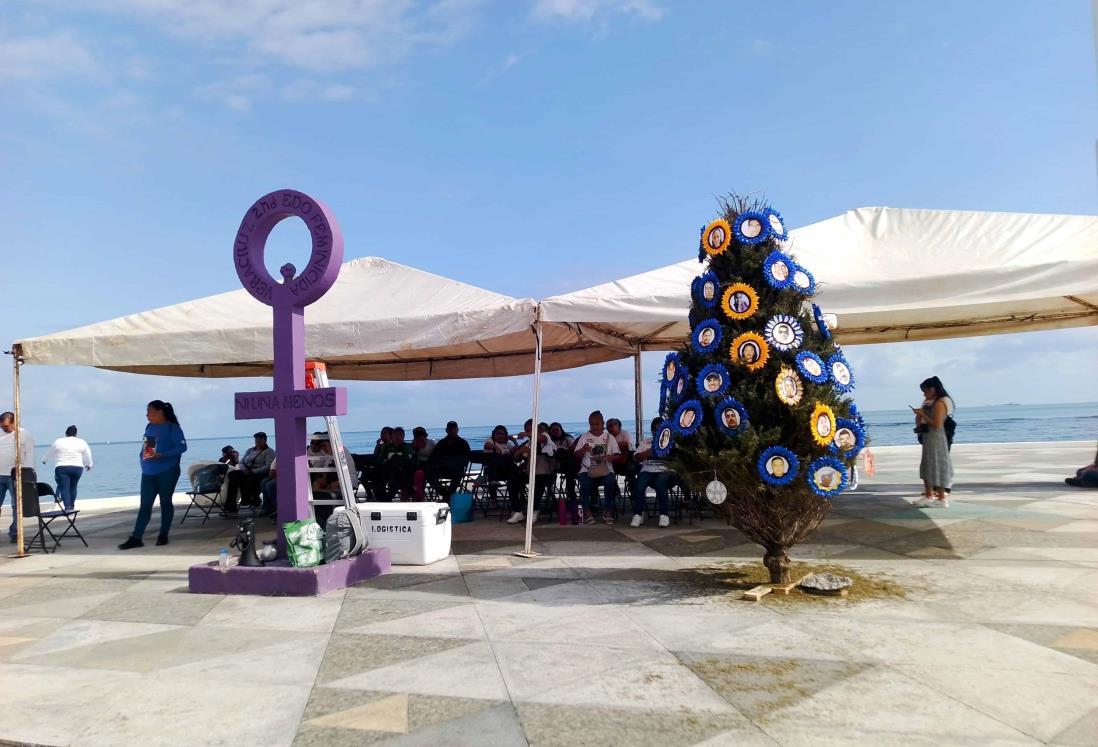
[24,401,1098,500]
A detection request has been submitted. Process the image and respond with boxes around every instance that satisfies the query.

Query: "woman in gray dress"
[912,376,954,508]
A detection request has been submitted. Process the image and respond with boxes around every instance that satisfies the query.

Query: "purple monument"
[189,189,389,596]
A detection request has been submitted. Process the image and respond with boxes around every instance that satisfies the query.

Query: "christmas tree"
[654,196,867,584]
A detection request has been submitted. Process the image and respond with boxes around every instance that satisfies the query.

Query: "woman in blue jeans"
[119,400,188,550]
[630,418,673,528]
[42,425,94,511]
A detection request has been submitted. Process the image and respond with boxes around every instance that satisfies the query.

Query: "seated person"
[218,445,240,467]
[507,420,556,524]
[306,432,358,495]
[372,427,393,456]
[630,417,673,528]
[409,427,436,500]
[224,431,275,514]
[1066,442,1098,488]
[549,422,578,502]
[607,417,637,494]
[376,427,415,500]
[573,410,622,525]
[482,425,520,505]
[427,421,471,502]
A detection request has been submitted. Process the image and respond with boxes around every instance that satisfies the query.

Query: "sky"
[1,0,1096,443]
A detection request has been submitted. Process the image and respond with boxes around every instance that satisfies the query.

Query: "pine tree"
[653,196,867,584]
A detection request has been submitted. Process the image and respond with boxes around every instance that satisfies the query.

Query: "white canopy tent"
[16,256,627,380]
[539,207,1098,348]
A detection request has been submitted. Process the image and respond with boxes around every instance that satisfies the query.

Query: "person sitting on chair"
[573,410,622,525]
[482,425,520,509]
[607,417,637,496]
[378,427,415,500]
[630,417,673,528]
[224,431,275,515]
[427,421,470,502]
[507,420,556,525]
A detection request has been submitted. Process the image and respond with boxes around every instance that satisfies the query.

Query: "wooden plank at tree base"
[774,575,810,595]
[741,586,772,601]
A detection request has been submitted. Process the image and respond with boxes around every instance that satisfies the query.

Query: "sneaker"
[629,514,644,528]
[118,537,144,550]
[603,515,614,525]
[583,515,596,525]
[658,514,671,528]
[506,512,525,524]
[938,498,950,509]
[156,535,169,546]
[913,497,936,507]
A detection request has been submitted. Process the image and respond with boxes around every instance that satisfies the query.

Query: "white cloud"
[0,29,104,82]
[532,0,664,23]
[479,50,530,85]
[74,0,485,73]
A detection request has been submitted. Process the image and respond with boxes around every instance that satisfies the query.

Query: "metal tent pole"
[633,343,644,445]
[9,345,27,558]
[515,318,543,559]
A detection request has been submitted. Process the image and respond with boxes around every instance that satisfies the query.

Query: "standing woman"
[912,376,954,508]
[42,426,93,511]
[119,400,188,549]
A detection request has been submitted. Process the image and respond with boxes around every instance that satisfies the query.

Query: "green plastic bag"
[284,519,324,568]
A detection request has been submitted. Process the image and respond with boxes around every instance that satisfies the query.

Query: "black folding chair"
[28,482,88,550]
[180,463,229,525]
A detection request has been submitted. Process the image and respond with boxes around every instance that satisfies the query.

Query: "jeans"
[131,467,180,540]
[577,472,618,517]
[510,473,553,513]
[260,477,278,516]
[0,476,16,538]
[632,471,671,516]
[55,466,84,511]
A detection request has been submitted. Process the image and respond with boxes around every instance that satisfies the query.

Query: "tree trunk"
[763,548,791,584]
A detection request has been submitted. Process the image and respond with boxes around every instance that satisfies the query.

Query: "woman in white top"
[43,425,93,511]
[573,410,621,525]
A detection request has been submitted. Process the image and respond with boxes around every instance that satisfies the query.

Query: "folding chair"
[29,482,88,550]
[180,463,229,525]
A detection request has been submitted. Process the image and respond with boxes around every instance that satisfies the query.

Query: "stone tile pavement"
[1,442,1096,746]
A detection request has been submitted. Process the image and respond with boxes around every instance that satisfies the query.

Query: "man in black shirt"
[427,421,471,502]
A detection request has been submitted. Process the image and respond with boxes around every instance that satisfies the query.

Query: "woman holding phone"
[911,376,954,508]
[119,400,188,549]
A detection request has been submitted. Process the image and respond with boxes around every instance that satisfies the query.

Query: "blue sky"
[1,0,1096,443]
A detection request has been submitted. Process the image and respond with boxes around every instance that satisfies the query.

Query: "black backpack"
[916,415,957,449]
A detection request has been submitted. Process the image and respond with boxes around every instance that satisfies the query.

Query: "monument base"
[188,548,391,597]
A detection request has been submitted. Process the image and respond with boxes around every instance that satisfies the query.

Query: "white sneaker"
[506,512,525,524]
[658,515,670,528]
[630,514,644,528]
[913,497,936,507]
[938,498,950,509]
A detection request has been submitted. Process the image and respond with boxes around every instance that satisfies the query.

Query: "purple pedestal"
[188,548,390,597]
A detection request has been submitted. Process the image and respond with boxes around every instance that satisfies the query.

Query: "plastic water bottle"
[576,504,584,525]
[218,548,230,573]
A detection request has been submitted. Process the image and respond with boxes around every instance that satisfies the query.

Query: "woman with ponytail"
[119,400,188,549]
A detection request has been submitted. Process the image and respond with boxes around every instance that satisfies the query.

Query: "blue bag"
[449,492,474,523]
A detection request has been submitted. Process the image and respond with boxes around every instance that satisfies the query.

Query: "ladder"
[304,361,359,516]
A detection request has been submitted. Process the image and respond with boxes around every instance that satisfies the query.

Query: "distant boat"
[1003,403,1021,407]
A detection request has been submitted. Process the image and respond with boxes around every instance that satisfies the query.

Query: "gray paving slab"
[0,441,1096,745]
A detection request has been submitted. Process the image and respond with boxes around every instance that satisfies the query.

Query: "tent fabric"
[17,257,627,380]
[539,207,1098,346]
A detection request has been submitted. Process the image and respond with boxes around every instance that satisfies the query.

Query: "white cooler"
[358,502,452,565]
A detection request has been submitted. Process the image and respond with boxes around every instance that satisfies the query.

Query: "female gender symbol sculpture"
[232,189,348,531]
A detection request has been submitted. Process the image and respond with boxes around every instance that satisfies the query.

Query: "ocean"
[23,402,1097,500]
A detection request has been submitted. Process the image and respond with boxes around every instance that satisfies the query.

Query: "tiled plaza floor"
[1,442,1097,746]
